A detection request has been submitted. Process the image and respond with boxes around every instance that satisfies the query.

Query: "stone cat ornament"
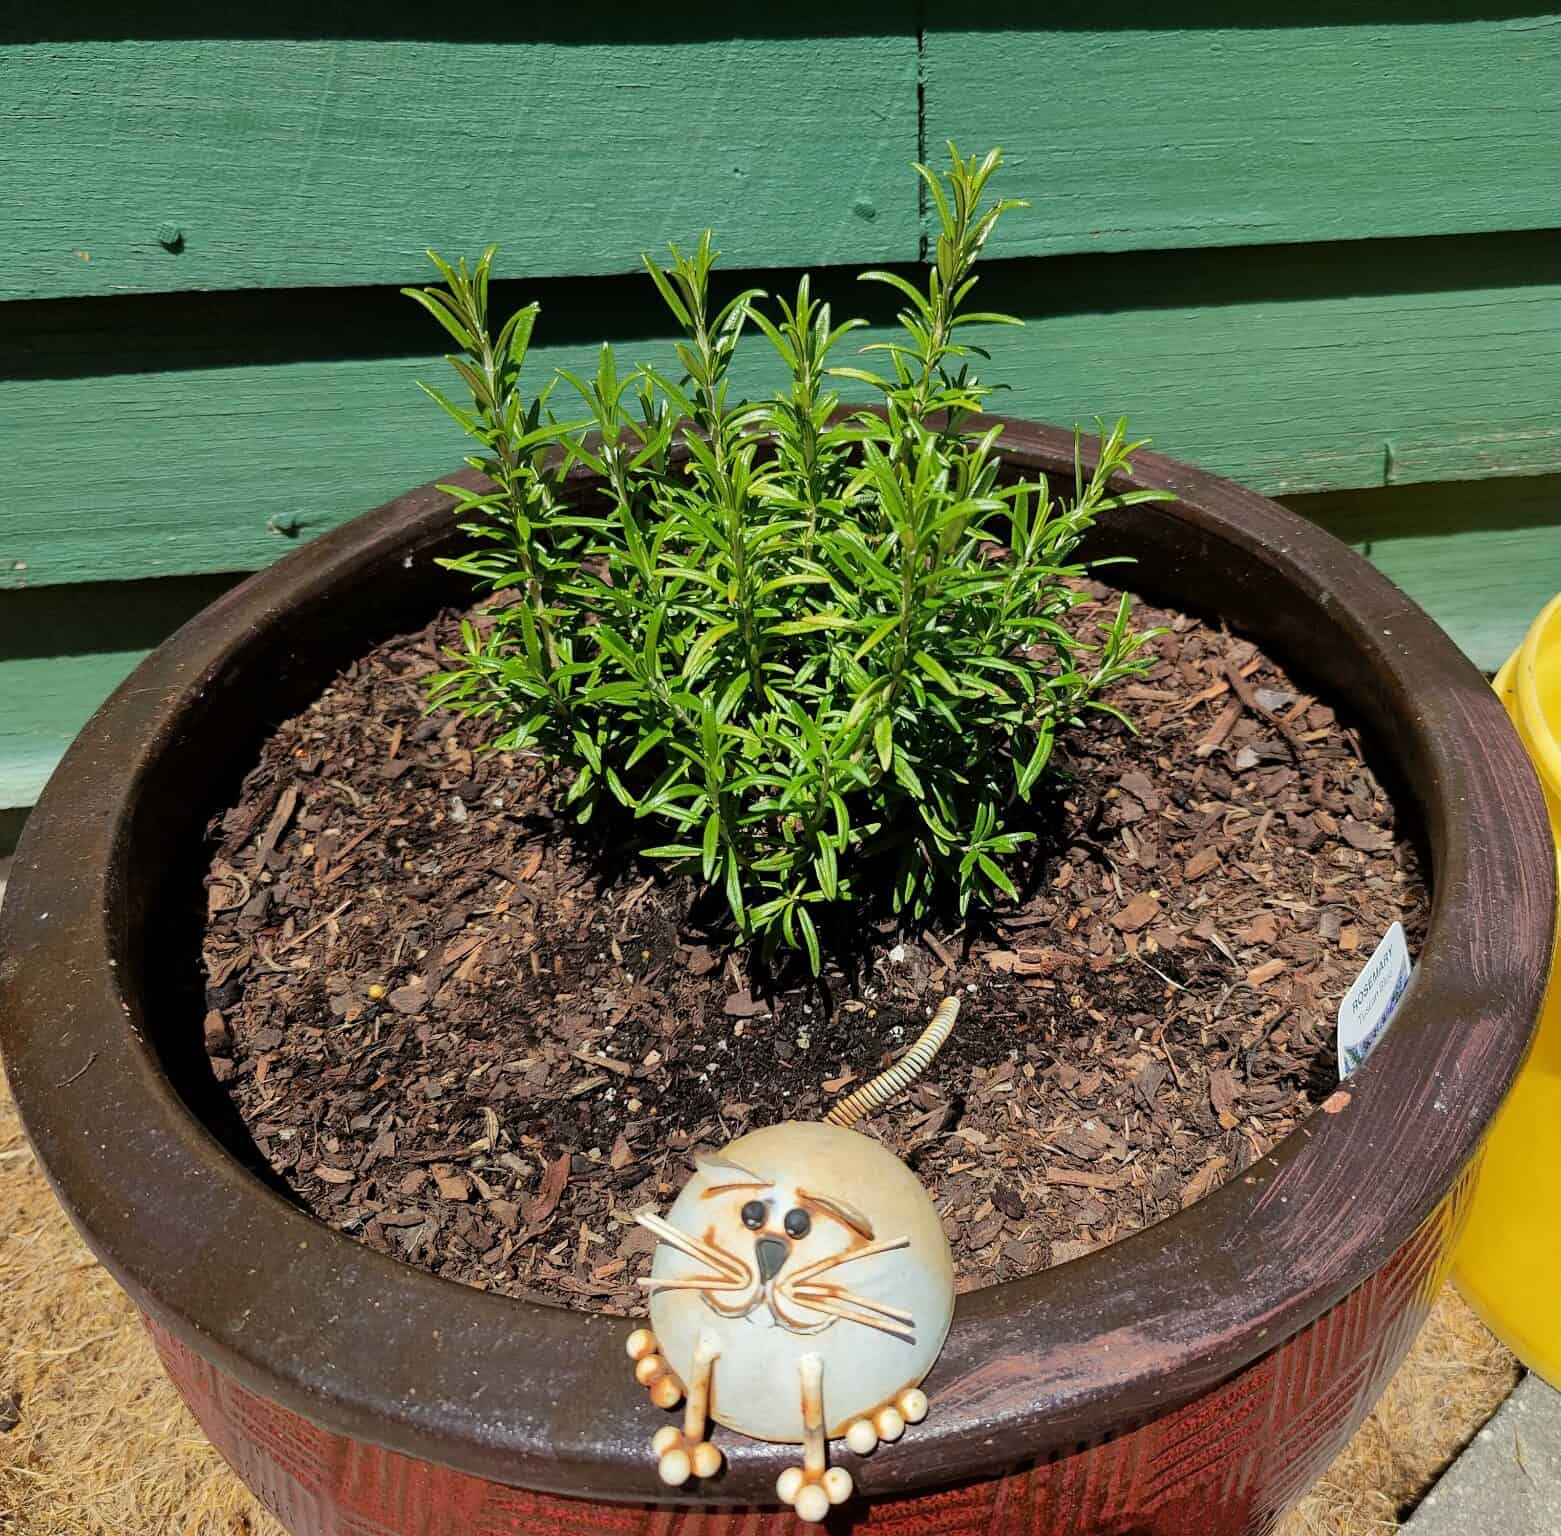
[624,998,960,1523]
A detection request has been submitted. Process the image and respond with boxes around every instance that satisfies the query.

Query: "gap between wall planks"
[5,228,1561,594]
[2,474,1556,810]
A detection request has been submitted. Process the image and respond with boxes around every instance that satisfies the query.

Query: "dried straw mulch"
[0,1066,1517,1536]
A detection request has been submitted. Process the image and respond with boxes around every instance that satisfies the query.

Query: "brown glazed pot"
[1,417,1553,1536]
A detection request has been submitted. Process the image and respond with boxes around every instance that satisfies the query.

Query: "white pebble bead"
[794,1484,830,1523]
[845,1418,878,1455]
[823,1466,854,1504]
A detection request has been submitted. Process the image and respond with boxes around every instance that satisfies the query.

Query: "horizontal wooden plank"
[0,271,889,589]
[927,7,1561,260]
[0,282,851,590]
[1283,475,1561,673]
[5,478,1556,808]
[972,230,1561,497]
[0,7,917,302]
[0,575,240,809]
[5,230,1561,591]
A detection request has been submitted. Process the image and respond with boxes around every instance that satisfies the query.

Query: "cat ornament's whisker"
[789,1292,917,1344]
[634,1208,747,1282]
[639,1274,746,1296]
[788,1284,915,1326]
[806,1307,915,1344]
[786,1233,911,1287]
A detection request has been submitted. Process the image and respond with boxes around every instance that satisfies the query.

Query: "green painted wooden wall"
[4,4,1561,810]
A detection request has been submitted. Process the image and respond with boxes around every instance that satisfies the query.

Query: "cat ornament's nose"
[755,1235,790,1282]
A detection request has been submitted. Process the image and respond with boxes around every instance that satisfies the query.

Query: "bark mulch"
[201,586,1427,1314]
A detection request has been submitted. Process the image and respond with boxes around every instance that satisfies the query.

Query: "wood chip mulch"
[201,586,1427,1314]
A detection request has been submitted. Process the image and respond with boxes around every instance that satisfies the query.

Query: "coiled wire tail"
[824,996,961,1129]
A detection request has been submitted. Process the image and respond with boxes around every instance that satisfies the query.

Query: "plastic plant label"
[1337,921,1412,1078]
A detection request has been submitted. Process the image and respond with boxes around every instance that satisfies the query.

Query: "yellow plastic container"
[1454,592,1561,1386]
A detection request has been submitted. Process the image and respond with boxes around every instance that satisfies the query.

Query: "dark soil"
[201,587,1427,1314]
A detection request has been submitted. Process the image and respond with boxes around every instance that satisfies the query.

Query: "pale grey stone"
[1407,1375,1561,1535]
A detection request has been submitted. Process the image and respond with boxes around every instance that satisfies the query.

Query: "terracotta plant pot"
[2,418,1552,1536]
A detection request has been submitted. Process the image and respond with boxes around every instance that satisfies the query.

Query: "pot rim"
[2,416,1552,1504]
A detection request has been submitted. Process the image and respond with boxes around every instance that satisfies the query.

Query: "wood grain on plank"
[927,7,1561,259]
[5,231,1561,590]
[0,17,917,302]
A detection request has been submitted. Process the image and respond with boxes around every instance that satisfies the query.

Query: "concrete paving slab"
[1406,1374,1561,1534]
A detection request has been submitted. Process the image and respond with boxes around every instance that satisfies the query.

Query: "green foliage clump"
[403,147,1171,970]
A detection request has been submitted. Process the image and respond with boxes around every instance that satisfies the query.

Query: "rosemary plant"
[404,146,1172,970]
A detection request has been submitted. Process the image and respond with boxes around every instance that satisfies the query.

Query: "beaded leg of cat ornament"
[775,1354,853,1524]
[842,1386,930,1457]
[625,1328,723,1485]
[626,1327,683,1409]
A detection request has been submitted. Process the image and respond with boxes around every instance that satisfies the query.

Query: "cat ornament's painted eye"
[624,1118,956,1524]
